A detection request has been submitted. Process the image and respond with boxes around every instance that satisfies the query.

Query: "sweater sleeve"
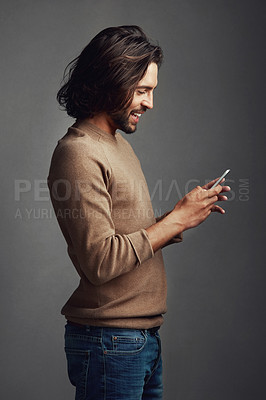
[48,140,154,286]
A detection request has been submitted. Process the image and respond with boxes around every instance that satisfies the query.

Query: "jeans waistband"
[67,320,160,335]
[144,326,160,335]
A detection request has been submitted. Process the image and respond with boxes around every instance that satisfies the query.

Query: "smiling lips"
[130,111,144,124]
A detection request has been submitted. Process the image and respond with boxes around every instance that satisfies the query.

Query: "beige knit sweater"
[48,119,182,329]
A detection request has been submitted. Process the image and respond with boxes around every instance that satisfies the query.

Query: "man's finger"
[211,204,225,214]
[217,195,228,201]
[207,185,223,197]
[220,185,231,193]
[203,177,225,190]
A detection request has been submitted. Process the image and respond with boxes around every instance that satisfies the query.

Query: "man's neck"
[87,113,117,136]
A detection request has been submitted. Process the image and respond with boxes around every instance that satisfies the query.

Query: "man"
[48,25,229,400]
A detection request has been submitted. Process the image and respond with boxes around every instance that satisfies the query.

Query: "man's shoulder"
[48,126,112,179]
[55,126,104,158]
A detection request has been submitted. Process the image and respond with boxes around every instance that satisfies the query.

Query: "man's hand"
[172,178,230,231]
[146,178,230,252]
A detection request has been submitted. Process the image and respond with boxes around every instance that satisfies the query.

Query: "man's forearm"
[146,183,229,253]
[146,211,184,253]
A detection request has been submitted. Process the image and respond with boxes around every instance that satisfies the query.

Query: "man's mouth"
[130,111,143,124]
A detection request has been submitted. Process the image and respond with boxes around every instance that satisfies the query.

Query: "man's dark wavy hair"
[57,25,163,119]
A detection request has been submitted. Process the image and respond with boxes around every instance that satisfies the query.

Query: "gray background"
[1,0,265,399]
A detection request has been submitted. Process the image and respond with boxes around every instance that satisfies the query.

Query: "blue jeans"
[64,322,163,400]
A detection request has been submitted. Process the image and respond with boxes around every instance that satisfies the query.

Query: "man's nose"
[141,93,153,109]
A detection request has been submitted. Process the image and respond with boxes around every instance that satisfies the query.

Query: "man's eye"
[137,90,146,95]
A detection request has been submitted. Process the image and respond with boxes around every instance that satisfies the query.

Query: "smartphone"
[211,169,230,189]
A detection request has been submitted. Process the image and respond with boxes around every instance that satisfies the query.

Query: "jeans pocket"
[104,329,147,355]
[65,347,90,399]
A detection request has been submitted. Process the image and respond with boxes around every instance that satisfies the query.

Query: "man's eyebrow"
[136,85,157,90]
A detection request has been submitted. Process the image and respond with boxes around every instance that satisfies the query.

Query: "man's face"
[109,62,158,134]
